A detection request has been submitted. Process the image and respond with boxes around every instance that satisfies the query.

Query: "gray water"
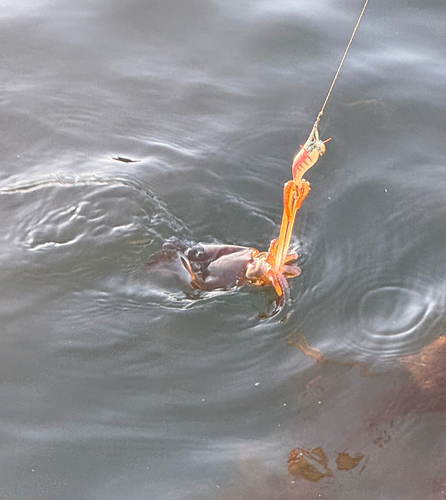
[2,0,446,498]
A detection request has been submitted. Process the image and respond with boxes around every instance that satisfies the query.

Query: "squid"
[146,124,329,309]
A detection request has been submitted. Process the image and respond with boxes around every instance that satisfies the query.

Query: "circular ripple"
[345,277,444,361]
[358,286,432,337]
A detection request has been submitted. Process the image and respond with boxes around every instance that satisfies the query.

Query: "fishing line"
[271,0,371,279]
[314,0,370,128]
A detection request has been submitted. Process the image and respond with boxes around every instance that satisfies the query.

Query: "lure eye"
[316,141,326,155]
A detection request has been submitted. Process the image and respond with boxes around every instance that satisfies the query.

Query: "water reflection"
[208,332,446,499]
[288,446,333,481]
[288,446,364,480]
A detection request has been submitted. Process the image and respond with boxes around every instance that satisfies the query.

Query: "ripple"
[358,286,431,337]
[0,174,189,264]
[345,276,444,361]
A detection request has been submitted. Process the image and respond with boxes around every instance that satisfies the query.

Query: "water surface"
[1,0,446,498]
